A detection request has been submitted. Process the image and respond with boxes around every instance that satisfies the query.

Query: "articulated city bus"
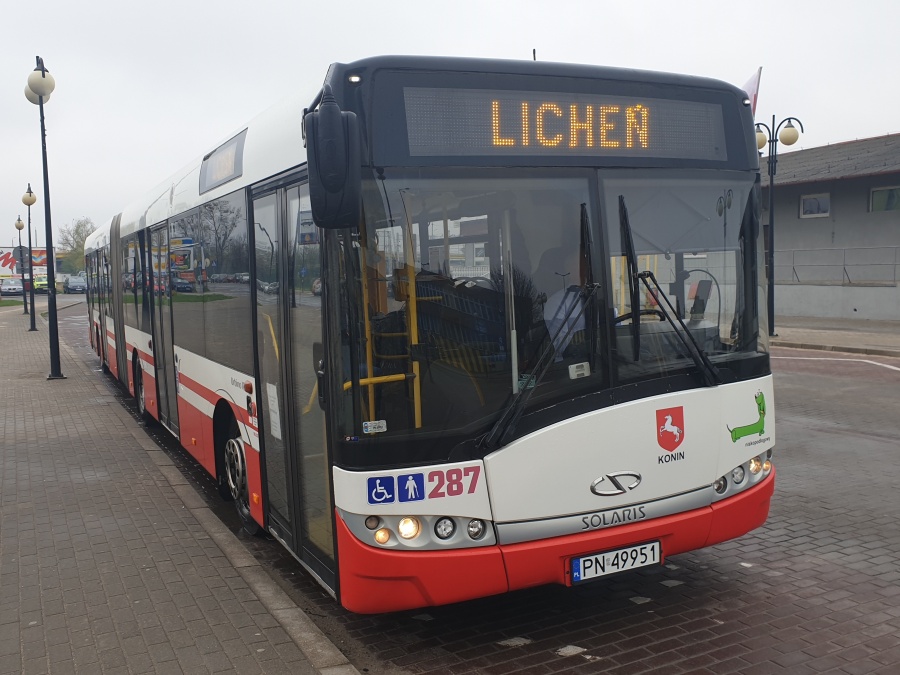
[84,56,775,614]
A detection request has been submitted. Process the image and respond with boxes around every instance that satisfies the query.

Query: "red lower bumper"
[337,469,775,614]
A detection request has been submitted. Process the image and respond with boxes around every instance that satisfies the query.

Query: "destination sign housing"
[403,87,727,162]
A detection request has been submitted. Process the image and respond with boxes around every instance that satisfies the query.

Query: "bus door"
[150,224,179,433]
[253,182,336,591]
[95,247,110,367]
[108,214,129,385]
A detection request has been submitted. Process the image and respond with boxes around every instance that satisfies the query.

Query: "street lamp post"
[14,217,28,315]
[22,185,38,331]
[25,56,65,379]
[755,115,803,337]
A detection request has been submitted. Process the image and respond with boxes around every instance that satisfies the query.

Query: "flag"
[742,67,763,118]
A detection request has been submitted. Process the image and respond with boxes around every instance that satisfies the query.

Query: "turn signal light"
[374,528,390,544]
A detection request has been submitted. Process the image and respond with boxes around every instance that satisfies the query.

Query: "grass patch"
[0,299,25,307]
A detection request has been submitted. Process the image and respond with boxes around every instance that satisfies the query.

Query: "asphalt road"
[55,297,900,674]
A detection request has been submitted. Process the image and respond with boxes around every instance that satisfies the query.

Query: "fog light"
[364,516,380,530]
[467,519,486,540]
[713,476,727,494]
[434,517,455,540]
[749,457,763,475]
[731,466,745,484]
[398,517,420,540]
[763,460,772,473]
[374,528,390,544]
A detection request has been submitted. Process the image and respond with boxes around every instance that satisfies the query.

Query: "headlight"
[713,476,727,494]
[374,528,391,544]
[398,517,420,540]
[434,517,456,540]
[467,519,486,540]
[749,457,763,475]
[731,466,746,484]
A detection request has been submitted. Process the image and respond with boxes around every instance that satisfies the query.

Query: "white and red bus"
[84,56,775,614]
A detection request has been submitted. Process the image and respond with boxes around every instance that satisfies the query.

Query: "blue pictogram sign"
[367,476,395,504]
[397,473,425,502]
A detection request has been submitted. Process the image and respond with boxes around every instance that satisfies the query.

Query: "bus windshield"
[328,166,762,465]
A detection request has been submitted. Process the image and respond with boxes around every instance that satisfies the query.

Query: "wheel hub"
[224,437,246,502]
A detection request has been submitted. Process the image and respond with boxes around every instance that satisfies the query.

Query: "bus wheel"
[134,361,154,425]
[223,418,260,535]
[96,328,109,373]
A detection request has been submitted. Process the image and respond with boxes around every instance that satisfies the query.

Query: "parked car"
[172,277,194,292]
[33,275,48,293]
[1,278,24,296]
[63,276,87,293]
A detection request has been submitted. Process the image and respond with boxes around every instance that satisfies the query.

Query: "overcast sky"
[2,0,896,252]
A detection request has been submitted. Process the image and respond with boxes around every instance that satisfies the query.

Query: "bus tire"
[221,415,260,535]
[96,327,109,373]
[134,358,155,425]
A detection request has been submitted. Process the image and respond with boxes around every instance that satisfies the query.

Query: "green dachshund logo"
[727,391,766,443]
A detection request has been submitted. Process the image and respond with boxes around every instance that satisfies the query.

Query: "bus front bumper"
[336,469,775,614]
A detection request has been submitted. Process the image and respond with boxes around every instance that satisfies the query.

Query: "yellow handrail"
[342,372,412,392]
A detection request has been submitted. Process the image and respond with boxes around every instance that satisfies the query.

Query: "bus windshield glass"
[328,166,761,464]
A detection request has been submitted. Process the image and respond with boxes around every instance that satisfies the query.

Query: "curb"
[771,340,900,359]
[52,308,360,675]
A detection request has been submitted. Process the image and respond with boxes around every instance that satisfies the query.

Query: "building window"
[800,193,830,218]
[871,187,900,212]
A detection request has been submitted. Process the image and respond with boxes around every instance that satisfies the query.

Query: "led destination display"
[404,87,727,161]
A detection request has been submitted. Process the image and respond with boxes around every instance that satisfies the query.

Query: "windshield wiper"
[636,270,722,386]
[580,203,598,372]
[618,195,720,386]
[480,282,600,451]
[618,196,641,361]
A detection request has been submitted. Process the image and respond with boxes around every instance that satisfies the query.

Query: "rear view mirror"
[305,85,362,230]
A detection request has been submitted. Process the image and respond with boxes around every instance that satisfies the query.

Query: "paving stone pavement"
[0,302,358,675]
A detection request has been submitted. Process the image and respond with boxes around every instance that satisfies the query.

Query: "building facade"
[764,133,900,319]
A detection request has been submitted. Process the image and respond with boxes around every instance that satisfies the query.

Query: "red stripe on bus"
[136,348,155,367]
[177,372,256,431]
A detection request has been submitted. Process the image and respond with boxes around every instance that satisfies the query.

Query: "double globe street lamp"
[21,184,38,332]
[25,56,64,379]
[755,116,804,337]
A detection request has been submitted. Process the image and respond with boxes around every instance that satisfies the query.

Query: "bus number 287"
[428,466,481,498]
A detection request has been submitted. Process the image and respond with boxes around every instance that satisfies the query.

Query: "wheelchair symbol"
[367,477,395,504]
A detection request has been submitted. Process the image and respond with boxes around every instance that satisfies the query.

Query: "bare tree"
[57,217,96,255]
[56,217,96,273]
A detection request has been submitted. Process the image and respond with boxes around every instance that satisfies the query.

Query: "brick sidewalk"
[0,303,356,675]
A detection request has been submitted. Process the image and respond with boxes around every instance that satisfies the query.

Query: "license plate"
[571,541,661,584]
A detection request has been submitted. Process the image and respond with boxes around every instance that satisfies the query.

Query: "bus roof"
[86,56,753,255]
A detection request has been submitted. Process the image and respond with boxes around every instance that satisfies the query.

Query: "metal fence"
[775,247,899,286]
